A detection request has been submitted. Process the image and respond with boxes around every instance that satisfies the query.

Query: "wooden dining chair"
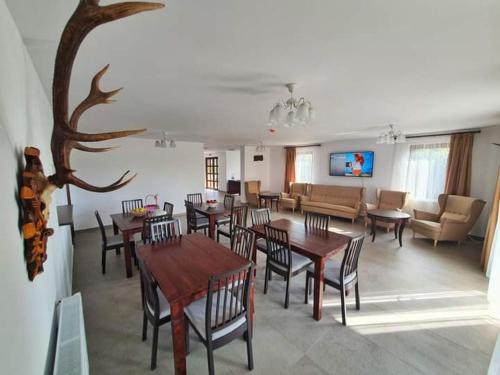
[217,205,248,242]
[264,225,313,309]
[230,225,256,261]
[142,215,182,244]
[251,208,271,254]
[122,198,143,214]
[186,193,203,205]
[185,262,254,375]
[137,255,171,370]
[163,201,174,219]
[95,210,135,274]
[304,234,365,325]
[215,194,235,227]
[305,212,330,231]
[185,200,209,234]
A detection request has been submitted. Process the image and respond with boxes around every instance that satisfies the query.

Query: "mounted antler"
[49,0,164,191]
[20,0,164,280]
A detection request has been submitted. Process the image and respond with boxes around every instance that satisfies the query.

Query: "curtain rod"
[406,129,481,139]
[284,144,321,149]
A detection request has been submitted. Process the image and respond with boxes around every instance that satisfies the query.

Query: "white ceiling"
[6,0,500,148]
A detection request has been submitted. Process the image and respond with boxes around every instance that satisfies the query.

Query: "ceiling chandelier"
[155,131,176,148]
[376,124,406,144]
[268,83,315,128]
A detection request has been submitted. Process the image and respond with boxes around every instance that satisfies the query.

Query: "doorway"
[205,157,218,190]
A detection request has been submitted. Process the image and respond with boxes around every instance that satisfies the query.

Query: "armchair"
[245,180,261,207]
[365,189,409,231]
[412,194,486,246]
[280,182,309,212]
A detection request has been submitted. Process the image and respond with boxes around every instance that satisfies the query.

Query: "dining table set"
[108,198,352,374]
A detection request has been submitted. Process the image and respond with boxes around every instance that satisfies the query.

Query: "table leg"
[398,221,406,247]
[370,218,376,242]
[113,221,120,254]
[170,302,187,375]
[394,222,399,239]
[313,258,325,321]
[122,231,133,278]
[208,214,216,239]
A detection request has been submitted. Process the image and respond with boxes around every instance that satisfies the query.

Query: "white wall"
[244,146,271,191]
[72,138,204,230]
[268,146,286,193]
[312,140,395,203]
[226,150,241,181]
[470,125,500,235]
[0,2,73,373]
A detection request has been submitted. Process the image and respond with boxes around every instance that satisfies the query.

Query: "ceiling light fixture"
[268,83,315,128]
[376,124,406,144]
[155,131,176,148]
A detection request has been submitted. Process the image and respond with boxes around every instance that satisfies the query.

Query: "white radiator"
[53,292,89,375]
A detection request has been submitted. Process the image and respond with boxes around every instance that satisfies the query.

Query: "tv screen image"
[329,151,374,177]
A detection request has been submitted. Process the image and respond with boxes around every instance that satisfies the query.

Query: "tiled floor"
[73,198,498,374]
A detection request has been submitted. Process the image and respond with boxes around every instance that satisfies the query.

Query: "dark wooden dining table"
[192,202,231,239]
[110,213,146,278]
[139,233,253,375]
[250,218,350,321]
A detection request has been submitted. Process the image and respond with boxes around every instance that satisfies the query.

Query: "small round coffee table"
[258,192,280,211]
[367,209,412,247]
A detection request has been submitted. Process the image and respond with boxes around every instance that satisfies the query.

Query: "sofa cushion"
[440,212,468,223]
[301,201,357,214]
[411,219,441,234]
[309,184,363,208]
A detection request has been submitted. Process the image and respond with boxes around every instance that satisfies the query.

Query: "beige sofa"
[245,180,261,207]
[301,184,365,223]
[412,194,486,246]
[280,183,309,212]
[365,189,410,231]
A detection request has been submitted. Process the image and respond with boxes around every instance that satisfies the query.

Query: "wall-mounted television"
[329,151,374,177]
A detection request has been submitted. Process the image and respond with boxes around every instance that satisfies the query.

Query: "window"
[295,151,313,183]
[404,142,449,201]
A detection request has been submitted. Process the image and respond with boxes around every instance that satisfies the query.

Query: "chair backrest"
[251,208,271,226]
[223,194,235,209]
[376,189,409,210]
[137,255,161,320]
[264,224,291,271]
[439,194,486,226]
[94,210,107,246]
[186,193,203,205]
[122,199,143,213]
[340,234,365,283]
[206,262,253,339]
[229,205,248,232]
[185,200,197,224]
[289,182,308,197]
[245,180,261,195]
[305,212,329,231]
[143,215,182,243]
[230,225,255,260]
[163,201,174,219]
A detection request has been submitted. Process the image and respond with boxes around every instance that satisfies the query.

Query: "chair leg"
[340,286,347,326]
[216,231,220,243]
[246,327,254,370]
[207,342,215,375]
[355,282,360,311]
[101,247,106,274]
[151,323,159,370]
[115,246,121,255]
[284,276,290,309]
[142,312,148,341]
[304,274,310,304]
[433,239,438,247]
[264,266,269,294]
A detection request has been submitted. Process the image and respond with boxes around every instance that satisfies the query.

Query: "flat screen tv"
[329,151,374,177]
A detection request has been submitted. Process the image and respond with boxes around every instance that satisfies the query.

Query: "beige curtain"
[444,133,474,196]
[482,168,500,271]
[284,147,296,193]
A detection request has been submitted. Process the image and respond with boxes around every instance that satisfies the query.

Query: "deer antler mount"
[20,0,164,280]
